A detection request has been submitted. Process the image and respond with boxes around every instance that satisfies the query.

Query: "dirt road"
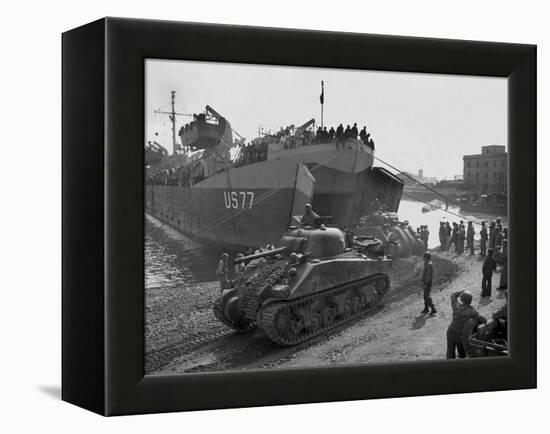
[146,250,505,374]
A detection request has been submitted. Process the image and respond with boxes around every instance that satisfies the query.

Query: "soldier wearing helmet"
[421,252,436,315]
[216,253,230,292]
[234,253,246,279]
[300,203,320,226]
[446,290,486,359]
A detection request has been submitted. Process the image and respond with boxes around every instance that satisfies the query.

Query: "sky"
[145,59,507,180]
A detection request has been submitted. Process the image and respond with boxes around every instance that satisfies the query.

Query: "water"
[145,215,220,287]
[397,200,508,249]
[145,200,507,286]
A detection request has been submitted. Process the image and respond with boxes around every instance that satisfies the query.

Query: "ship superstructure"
[145,94,403,249]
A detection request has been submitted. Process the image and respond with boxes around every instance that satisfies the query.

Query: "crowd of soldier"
[234,141,269,167]
[147,121,377,184]
[437,218,507,298]
[416,225,430,251]
[421,245,508,359]
[313,123,375,151]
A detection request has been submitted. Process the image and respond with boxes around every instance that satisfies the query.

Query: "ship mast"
[154,91,190,155]
[170,91,176,151]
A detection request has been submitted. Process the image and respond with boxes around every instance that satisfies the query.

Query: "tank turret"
[353,211,426,258]
[213,226,392,346]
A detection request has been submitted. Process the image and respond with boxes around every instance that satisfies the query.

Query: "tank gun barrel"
[234,246,288,264]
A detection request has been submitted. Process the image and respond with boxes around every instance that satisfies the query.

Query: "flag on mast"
[320,80,324,104]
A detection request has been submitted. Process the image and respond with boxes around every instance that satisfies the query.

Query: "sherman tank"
[213,224,392,346]
[352,211,426,258]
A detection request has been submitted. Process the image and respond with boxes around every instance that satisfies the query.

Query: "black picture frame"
[62,17,536,416]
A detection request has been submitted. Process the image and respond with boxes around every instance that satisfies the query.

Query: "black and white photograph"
[144,59,509,374]
[2,0,543,429]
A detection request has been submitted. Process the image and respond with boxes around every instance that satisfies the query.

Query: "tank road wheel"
[259,273,391,346]
[350,293,362,314]
[297,300,323,333]
[374,275,390,303]
[273,306,292,335]
[320,305,337,327]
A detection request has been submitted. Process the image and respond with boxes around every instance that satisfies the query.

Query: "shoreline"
[145,247,504,374]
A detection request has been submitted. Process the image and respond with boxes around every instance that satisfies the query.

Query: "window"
[467,161,471,168]
[493,160,497,167]
[484,161,489,168]
[476,172,479,178]
[476,161,479,168]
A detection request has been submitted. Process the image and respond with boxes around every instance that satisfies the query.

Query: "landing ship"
[145,95,405,250]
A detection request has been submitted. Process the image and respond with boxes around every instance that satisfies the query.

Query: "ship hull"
[145,140,402,249]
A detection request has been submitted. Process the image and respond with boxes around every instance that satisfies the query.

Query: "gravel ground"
[145,248,506,375]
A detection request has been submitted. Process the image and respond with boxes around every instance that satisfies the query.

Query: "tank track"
[240,262,288,321]
[213,295,255,333]
[259,273,389,346]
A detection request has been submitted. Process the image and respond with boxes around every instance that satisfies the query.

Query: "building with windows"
[463,145,507,194]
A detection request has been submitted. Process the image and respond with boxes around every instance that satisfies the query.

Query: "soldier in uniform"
[466,221,475,255]
[350,122,358,139]
[300,203,320,226]
[359,126,367,143]
[421,253,437,315]
[481,248,497,297]
[446,291,486,359]
[439,222,447,251]
[234,253,247,279]
[216,253,230,292]
[479,221,488,256]
[489,221,497,249]
[335,123,345,149]
[420,225,429,251]
[459,221,466,253]
[497,239,508,293]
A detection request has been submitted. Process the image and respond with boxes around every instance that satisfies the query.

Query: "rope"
[373,154,458,206]
[371,154,490,224]
[400,191,484,225]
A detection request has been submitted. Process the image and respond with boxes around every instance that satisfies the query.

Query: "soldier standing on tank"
[216,253,230,292]
[446,291,486,359]
[421,253,437,315]
[466,221,475,255]
[343,226,355,248]
[479,221,488,256]
[481,248,497,297]
[234,253,246,279]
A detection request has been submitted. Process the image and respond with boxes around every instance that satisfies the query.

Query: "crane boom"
[295,118,316,134]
